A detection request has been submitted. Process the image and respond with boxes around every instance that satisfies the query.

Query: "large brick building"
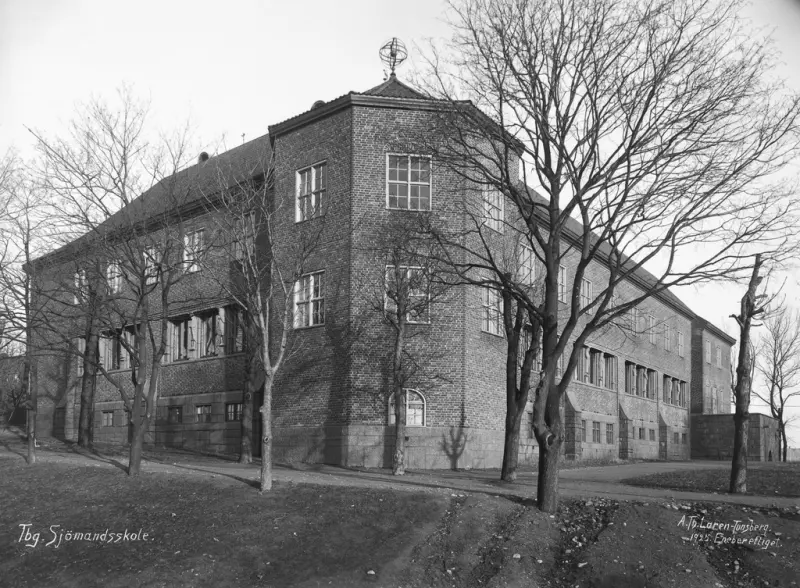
[30,75,738,468]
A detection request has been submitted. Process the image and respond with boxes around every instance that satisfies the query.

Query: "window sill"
[293,323,325,331]
[295,215,325,224]
[481,329,504,338]
[164,353,245,367]
[386,206,432,213]
[573,380,617,394]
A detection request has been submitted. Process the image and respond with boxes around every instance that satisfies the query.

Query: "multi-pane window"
[226,403,243,422]
[678,331,685,357]
[167,316,195,362]
[195,404,212,423]
[482,189,503,232]
[107,261,122,294]
[517,245,535,287]
[73,269,87,305]
[197,310,221,357]
[604,354,616,390]
[664,324,672,352]
[183,230,204,273]
[715,346,722,367]
[101,411,113,427]
[388,389,426,427]
[144,246,159,285]
[592,421,601,443]
[580,279,593,310]
[296,162,327,222]
[674,432,679,445]
[606,423,614,444]
[682,433,687,445]
[385,266,429,323]
[639,427,645,440]
[481,284,503,336]
[167,406,182,424]
[648,315,657,344]
[387,155,431,210]
[705,340,711,363]
[649,429,656,441]
[224,306,243,354]
[98,329,133,371]
[629,308,640,336]
[294,271,325,328]
[234,212,256,260]
[558,265,567,303]
[581,420,587,442]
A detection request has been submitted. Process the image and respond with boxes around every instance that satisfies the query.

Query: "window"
[197,310,222,358]
[168,316,194,362]
[482,189,503,232]
[226,403,243,422]
[167,406,182,424]
[581,420,586,442]
[195,404,212,423]
[183,230,204,273]
[606,423,614,444]
[224,306,243,354]
[604,354,616,390]
[580,279,593,310]
[592,421,601,443]
[75,338,85,376]
[294,271,325,328]
[556,353,564,379]
[705,340,711,363]
[107,261,122,294]
[101,411,113,427]
[649,429,655,441]
[481,284,503,336]
[629,308,640,336]
[73,269,87,305]
[647,369,657,400]
[588,349,603,386]
[682,433,687,445]
[673,432,679,445]
[98,329,133,371]
[648,315,656,344]
[233,212,256,260]
[296,162,327,222]
[663,375,671,403]
[385,266,429,323]
[144,246,159,285]
[664,324,672,352]
[387,155,430,210]
[638,427,645,440]
[678,331,685,357]
[517,245,535,287]
[715,345,722,367]
[625,362,636,395]
[558,265,567,303]
[388,389,426,427]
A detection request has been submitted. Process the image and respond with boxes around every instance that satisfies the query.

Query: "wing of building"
[30,74,779,466]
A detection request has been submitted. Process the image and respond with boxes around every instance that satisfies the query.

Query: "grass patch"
[0,459,447,587]
[622,462,800,497]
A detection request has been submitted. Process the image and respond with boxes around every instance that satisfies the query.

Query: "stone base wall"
[691,413,778,461]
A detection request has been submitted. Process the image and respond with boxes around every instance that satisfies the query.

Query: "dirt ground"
[1,433,798,587]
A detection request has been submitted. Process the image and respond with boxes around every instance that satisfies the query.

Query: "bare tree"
[755,302,800,462]
[729,254,767,493]
[201,147,326,491]
[29,86,196,474]
[417,0,800,511]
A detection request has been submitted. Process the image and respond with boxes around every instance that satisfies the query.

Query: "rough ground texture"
[1,432,798,587]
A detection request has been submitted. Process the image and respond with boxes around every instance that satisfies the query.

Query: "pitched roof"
[36,133,272,265]
[359,74,431,99]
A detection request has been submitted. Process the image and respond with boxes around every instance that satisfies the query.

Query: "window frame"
[558,265,567,303]
[580,278,593,310]
[226,402,243,422]
[296,161,327,222]
[183,229,205,274]
[167,406,183,424]
[592,421,601,443]
[73,269,87,305]
[384,265,430,324]
[101,411,113,427]
[388,389,427,427]
[386,154,432,211]
[482,188,504,233]
[648,314,657,344]
[678,331,685,357]
[195,404,212,423]
[606,423,614,444]
[293,270,325,329]
[106,261,122,294]
[144,246,159,285]
[481,283,503,336]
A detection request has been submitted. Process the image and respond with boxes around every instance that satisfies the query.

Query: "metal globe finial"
[379,38,408,76]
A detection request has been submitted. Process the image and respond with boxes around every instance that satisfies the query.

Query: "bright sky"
[2,0,799,446]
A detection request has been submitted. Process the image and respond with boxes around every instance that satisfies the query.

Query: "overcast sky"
[2,0,799,445]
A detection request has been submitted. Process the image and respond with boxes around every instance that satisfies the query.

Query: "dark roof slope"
[360,74,431,99]
[35,133,272,265]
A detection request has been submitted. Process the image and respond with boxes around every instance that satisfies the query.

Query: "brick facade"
[30,76,737,467]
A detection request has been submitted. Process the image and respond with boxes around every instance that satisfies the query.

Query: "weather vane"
[379,38,408,77]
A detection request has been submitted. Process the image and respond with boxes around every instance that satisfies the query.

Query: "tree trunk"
[128,365,160,476]
[128,417,146,476]
[239,383,254,465]
[781,427,788,462]
[501,405,524,482]
[537,434,561,512]
[24,352,35,465]
[78,330,99,447]
[393,387,407,476]
[259,375,273,492]
[729,255,762,494]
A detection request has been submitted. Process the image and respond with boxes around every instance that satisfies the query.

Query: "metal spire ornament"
[379,38,408,77]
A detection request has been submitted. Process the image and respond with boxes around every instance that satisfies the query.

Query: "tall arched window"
[388,389,426,427]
